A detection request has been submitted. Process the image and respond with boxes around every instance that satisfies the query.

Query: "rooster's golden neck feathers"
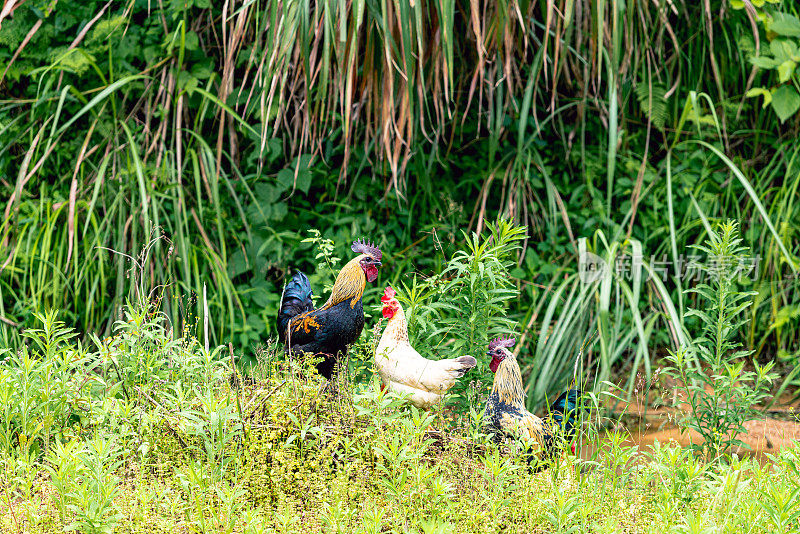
[491,355,525,407]
[322,255,367,309]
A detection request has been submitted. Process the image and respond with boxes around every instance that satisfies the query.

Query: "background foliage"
[1,0,799,409]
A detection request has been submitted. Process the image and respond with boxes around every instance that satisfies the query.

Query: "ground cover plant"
[0,301,799,534]
[2,0,799,383]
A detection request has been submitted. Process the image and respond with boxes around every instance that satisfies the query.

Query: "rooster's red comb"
[488,336,516,350]
[383,286,396,299]
[352,238,382,261]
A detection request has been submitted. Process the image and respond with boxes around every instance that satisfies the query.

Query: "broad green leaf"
[770,12,800,38]
[789,39,800,59]
[227,250,249,278]
[771,85,800,123]
[777,60,797,83]
[295,169,312,194]
[270,202,288,221]
[770,39,794,63]
[176,70,198,94]
[294,154,313,194]
[251,288,272,307]
[276,169,294,192]
[184,31,200,51]
[750,56,778,69]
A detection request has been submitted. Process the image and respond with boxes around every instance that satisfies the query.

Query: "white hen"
[375,286,477,409]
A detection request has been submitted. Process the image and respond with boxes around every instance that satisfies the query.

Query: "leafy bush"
[744,8,800,122]
[399,220,524,354]
[667,221,777,460]
[45,436,123,534]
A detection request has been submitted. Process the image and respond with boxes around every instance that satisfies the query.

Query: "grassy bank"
[1,308,799,534]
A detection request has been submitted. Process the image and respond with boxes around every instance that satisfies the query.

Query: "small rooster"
[484,336,582,467]
[375,286,477,409]
[277,239,383,379]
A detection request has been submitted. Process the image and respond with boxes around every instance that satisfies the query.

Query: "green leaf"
[190,59,214,80]
[770,12,800,38]
[635,81,668,129]
[276,169,294,192]
[750,56,778,69]
[738,35,756,56]
[771,85,800,123]
[745,88,773,109]
[184,31,200,51]
[295,170,312,194]
[176,70,198,94]
[254,183,279,203]
[270,202,288,221]
[510,267,526,278]
[770,39,793,63]
[778,60,798,83]
[251,288,272,308]
[227,250,249,278]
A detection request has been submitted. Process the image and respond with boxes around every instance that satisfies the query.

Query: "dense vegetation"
[2,0,798,395]
[1,0,800,531]
[1,307,800,533]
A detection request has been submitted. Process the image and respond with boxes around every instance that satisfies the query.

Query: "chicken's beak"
[486,351,492,356]
[374,261,382,267]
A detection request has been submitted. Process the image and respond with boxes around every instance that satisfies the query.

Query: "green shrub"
[667,221,777,460]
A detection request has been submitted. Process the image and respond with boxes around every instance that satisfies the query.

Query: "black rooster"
[277,239,382,378]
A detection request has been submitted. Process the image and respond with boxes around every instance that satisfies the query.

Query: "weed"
[667,221,777,460]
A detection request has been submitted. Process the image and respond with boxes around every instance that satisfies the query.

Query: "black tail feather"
[277,272,314,344]
[547,387,584,439]
[529,388,585,470]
